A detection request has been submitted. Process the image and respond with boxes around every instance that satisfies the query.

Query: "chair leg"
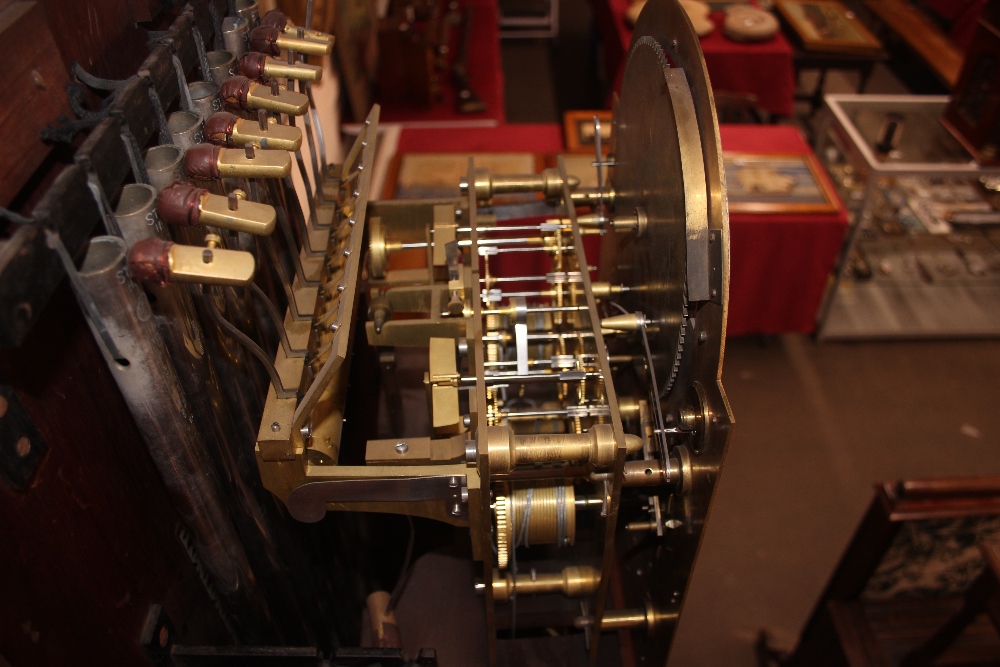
[901,542,1000,667]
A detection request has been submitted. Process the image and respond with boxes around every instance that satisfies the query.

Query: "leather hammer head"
[204,112,239,147]
[220,75,254,112]
[258,9,287,31]
[248,25,281,56]
[157,182,206,226]
[183,144,221,180]
[127,237,173,286]
[238,52,268,82]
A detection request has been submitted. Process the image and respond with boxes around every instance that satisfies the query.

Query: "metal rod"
[482,305,589,315]
[478,270,596,284]
[461,371,603,386]
[204,287,297,399]
[266,180,319,285]
[503,406,609,421]
[480,245,574,254]
[278,175,324,259]
[482,331,595,341]
[247,282,306,357]
[260,236,310,321]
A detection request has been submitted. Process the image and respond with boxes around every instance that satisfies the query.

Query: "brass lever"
[184,143,291,179]
[204,111,303,152]
[127,235,255,287]
[157,182,276,235]
[220,75,309,116]
[239,53,322,82]
[259,9,334,45]
[249,25,333,56]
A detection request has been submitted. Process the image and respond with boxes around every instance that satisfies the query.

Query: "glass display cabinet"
[814,94,1000,339]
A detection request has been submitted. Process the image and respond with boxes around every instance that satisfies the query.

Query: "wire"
[385,516,415,614]
[608,300,630,315]
[0,208,34,225]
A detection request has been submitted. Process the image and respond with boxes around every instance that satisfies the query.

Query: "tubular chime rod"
[397,236,579,250]
[460,371,603,386]
[482,305,589,316]
[480,245,574,255]
[501,406,610,421]
[478,269,597,284]
[482,331,596,341]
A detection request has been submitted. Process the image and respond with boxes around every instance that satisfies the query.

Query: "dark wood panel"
[0,281,227,665]
[0,2,69,207]
[38,0,149,80]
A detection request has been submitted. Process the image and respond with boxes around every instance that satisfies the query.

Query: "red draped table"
[393,123,847,335]
[591,0,796,117]
[721,125,847,335]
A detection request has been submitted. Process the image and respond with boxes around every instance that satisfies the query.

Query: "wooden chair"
[768,476,1000,666]
[713,90,765,124]
[900,540,1000,666]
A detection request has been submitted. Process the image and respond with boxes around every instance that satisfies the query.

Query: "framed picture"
[384,152,543,199]
[775,0,882,55]
[563,110,613,154]
[724,152,840,214]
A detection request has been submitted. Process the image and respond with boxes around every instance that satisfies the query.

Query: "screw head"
[270,421,281,432]
[15,436,30,458]
[0,396,8,419]
[395,442,408,454]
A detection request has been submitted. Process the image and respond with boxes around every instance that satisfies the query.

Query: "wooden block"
[0,2,69,206]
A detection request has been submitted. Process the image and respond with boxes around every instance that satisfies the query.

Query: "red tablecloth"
[392,123,846,335]
[722,125,847,335]
[375,0,506,126]
[592,0,796,117]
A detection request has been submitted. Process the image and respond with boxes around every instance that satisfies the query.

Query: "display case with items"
[815,94,1000,339]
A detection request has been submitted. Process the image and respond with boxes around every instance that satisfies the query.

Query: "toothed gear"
[495,493,510,570]
[615,34,691,399]
[662,287,688,397]
[629,35,671,71]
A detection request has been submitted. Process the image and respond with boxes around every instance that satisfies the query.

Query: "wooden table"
[790,45,888,117]
[590,0,797,117]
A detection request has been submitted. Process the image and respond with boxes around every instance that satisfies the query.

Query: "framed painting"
[776,0,882,54]
[724,152,840,214]
[563,110,613,154]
